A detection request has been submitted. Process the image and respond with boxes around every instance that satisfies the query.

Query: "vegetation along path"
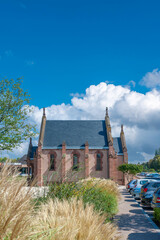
[114,186,160,240]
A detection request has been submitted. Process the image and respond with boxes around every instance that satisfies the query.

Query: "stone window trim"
[48,151,57,171]
[71,150,80,171]
[94,151,103,171]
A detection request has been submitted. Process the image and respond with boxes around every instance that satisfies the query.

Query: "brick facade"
[27,107,128,186]
[30,147,125,185]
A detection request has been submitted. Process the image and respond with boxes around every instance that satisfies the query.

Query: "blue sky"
[1,0,160,163]
[1,0,160,107]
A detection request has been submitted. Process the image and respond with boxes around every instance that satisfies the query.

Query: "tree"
[148,155,160,171]
[118,164,129,175]
[0,157,19,163]
[118,163,143,181]
[155,148,160,156]
[0,78,36,151]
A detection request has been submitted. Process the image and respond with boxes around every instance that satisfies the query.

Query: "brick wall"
[88,150,108,178]
[35,148,125,186]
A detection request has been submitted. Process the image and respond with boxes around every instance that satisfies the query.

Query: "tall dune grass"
[0,164,34,240]
[34,198,119,240]
[0,164,119,240]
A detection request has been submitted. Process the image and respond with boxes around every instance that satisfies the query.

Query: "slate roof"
[18,154,27,164]
[29,146,38,159]
[113,137,123,154]
[43,120,108,149]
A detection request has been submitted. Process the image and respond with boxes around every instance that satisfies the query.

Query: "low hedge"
[154,208,160,224]
[46,180,118,221]
[82,186,118,220]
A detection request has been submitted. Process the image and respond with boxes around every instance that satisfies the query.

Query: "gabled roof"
[43,120,108,149]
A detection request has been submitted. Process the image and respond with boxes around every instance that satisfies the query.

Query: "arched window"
[73,154,78,170]
[96,153,102,171]
[50,154,55,170]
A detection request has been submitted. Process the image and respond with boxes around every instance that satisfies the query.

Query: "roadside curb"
[133,197,160,232]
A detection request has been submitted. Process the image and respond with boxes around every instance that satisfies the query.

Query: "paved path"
[114,187,160,240]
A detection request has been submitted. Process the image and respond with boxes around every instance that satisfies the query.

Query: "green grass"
[154,208,160,225]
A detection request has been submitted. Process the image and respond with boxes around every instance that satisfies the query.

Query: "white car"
[130,179,157,199]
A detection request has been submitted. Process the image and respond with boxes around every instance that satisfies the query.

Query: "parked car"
[140,181,160,198]
[151,187,160,208]
[141,192,153,207]
[140,181,160,206]
[138,172,147,177]
[126,179,137,192]
[150,173,160,178]
[146,173,160,178]
[131,179,155,199]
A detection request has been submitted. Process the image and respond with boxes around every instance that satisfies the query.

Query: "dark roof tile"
[30,146,38,158]
[43,120,108,149]
[113,137,123,154]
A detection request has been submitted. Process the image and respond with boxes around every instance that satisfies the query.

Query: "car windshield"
[128,180,133,184]
[140,180,148,185]
[152,182,160,188]
[129,180,136,184]
[142,182,149,188]
[155,187,160,193]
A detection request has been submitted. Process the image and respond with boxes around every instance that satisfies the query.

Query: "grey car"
[140,181,160,199]
[151,187,160,208]
[141,192,154,207]
[126,179,136,192]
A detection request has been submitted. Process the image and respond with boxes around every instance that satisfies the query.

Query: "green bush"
[82,187,118,220]
[154,208,160,223]
[49,182,82,199]
[47,181,118,221]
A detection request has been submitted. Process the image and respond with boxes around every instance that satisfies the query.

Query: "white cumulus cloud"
[140,68,160,88]
[1,81,160,164]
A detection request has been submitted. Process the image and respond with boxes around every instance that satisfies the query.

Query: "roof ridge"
[46,120,105,121]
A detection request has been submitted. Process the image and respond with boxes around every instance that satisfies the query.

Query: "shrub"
[79,178,120,198]
[33,198,118,240]
[47,178,118,220]
[154,208,160,224]
[49,182,80,200]
[82,186,118,220]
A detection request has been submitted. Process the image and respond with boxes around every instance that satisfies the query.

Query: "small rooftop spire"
[38,107,47,145]
[120,124,127,152]
[85,141,89,146]
[106,107,109,116]
[43,107,45,116]
[121,124,124,133]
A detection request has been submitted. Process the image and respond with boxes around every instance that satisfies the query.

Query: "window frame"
[95,151,103,171]
[49,152,57,171]
[72,151,80,171]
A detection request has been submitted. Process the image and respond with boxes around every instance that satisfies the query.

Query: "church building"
[27,107,128,186]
